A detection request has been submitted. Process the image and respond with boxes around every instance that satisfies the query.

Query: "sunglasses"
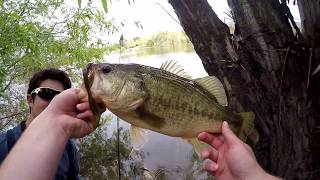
[29,87,62,101]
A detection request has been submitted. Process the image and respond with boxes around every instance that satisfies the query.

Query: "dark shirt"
[0,121,80,180]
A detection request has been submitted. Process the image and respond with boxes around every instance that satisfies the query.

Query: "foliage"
[113,31,195,58]
[79,115,145,179]
[127,31,192,48]
[101,0,108,14]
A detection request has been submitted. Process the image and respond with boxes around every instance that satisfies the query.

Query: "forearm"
[247,168,283,180]
[0,115,69,180]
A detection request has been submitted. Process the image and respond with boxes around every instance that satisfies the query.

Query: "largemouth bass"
[79,61,258,153]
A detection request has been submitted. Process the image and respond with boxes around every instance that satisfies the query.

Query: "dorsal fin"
[160,60,192,79]
[194,76,228,106]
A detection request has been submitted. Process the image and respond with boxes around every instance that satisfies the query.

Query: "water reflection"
[80,46,213,179]
[104,114,213,180]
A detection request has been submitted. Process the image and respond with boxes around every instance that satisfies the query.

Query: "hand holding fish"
[44,88,97,138]
[198,121,281,180]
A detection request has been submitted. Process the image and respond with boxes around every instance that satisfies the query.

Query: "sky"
[103,0,301,43]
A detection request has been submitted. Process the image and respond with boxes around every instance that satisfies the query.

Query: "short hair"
[27,68,71,94]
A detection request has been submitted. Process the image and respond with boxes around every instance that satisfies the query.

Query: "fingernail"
[198,132,207,140]
[223,121,229,128]
[76,103,83,110]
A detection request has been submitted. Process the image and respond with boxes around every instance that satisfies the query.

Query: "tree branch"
[297,0,320,43]
[280,0,303,40]
[0,110,28,121]
[0,109,28,130]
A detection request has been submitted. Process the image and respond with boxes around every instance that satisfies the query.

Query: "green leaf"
[77,0,81,8]
[101,0,108,14]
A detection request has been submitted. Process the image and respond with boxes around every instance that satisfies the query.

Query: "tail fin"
[237,112,259,144]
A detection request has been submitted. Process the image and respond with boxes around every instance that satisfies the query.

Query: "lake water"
[101,46,213,179]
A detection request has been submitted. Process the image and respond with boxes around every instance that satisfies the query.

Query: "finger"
[201,147,219,162]
[72,116,96,138]
[222,121,241,145]
[61,88,80,96]
[75,120,95,138]
[203,159,219,175]
[76,110,94,120]
[198,132,224,149]
[86,113,98,129]
[76,102,90,112]
[71,88,81,93]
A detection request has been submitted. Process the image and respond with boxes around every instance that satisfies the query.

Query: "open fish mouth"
[83,63,105,127]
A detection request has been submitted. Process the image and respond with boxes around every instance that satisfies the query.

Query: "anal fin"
[185,138,210,158]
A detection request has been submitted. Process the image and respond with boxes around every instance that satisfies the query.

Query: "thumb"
[222,121,240,145]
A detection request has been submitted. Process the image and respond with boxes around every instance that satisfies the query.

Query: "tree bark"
[297,0,320,43]
[298,0,320,178]
[169,0,320,179]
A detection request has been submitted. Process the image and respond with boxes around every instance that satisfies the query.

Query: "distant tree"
[169,0,320,179]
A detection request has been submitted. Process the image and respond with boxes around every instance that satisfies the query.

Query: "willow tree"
[168,0,320,179]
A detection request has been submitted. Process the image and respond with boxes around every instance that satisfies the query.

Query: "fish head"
[80,63,147,123]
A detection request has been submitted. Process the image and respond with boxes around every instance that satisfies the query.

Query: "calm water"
[102,46,213,179]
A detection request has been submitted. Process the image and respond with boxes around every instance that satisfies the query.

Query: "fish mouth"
[83,63,105,127]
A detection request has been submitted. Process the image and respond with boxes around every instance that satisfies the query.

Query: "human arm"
[0,88,96,180]
[198,121,282,180]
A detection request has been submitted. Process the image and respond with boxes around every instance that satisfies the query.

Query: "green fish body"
[82,61,258,152]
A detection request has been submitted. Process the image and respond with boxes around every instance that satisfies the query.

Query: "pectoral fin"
[130,125,149,150]
[185,138,210,158]
[127,98,145,111]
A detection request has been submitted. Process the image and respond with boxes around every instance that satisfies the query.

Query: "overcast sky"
[103,0,301,42]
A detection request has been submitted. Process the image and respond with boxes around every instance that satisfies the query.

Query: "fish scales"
[135,65,242,137]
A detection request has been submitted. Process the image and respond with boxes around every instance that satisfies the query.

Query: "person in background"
[0,88,96,180]
[198,121,282,180]
[0,68,81,180]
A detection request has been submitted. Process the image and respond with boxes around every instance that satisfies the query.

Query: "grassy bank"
[110,31,195,54]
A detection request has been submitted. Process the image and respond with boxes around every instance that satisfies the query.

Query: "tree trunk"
[298,0,320,178]
[168,0,320,179]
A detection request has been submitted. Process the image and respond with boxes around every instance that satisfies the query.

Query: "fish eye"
[101,66,111,74]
